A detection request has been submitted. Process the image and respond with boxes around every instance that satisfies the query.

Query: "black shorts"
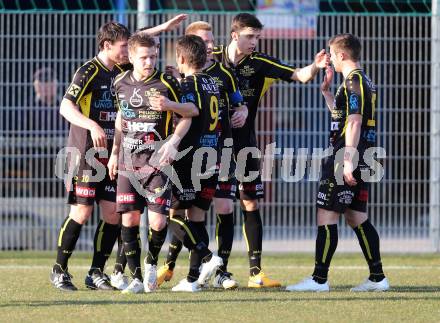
[235,153,264,200]
[116,166,171,215]
[67,162,116,205]
[214,159,237,200]
[171,158,218,211]
[316,155,370,213]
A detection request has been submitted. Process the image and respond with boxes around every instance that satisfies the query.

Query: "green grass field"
[1,252,439,323]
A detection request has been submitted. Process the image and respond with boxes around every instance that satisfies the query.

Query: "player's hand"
[108,153,118,180]
[90,123,107,148]
[314,49,330,69]
[231,105,248,128]
[157,141,178,166]
[163,14,188,32]
[321,66,334,92]
[343,160,357,186]
[149,95,171,111]
[165,65,181,80]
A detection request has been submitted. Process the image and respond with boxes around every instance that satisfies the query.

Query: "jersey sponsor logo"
[331,122,339,131]
[331,109,343,120]
[94,91,113,109]
[75,186,96,198]
[125,121,156,132]
[130,88,143,107]
[240,65,255,77]
[145,87,160,98]
[120,100,136,119]
[349,94,359,111]
[317,192,328,201]
[181,93,196,104]
[105,185,115,193]
[363,129,376,143]
[99,111,117,122]
[337,190,354,205]
[68,84,81,98]
[110,77,116,96]
[104,128,115,139]
[117,193,135,204]
[200,77,219,93]
[139,110,161,120]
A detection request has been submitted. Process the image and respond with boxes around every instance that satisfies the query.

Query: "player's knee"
[69,204,93,224]
[121,212,141,227]
[148,212,167,231]
[187,206,206,222]
[240,199,258,211]
[214,198,234,214]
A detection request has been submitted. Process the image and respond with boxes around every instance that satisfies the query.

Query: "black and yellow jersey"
[331,69,377,150]
[213,45,295,149]
[178,72,221,152]
[203,60,244,145]
[63,56,128,156]
[114,69,181,168]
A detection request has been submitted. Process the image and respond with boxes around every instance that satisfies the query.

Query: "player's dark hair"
[231,13,263,33]
[329,33,362,61]
[97,21,130,51]
[176,35,207,69]
[128,32,157,52]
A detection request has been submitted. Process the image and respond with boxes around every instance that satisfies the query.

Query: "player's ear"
[231,31,238,41]
[103,40,112,51]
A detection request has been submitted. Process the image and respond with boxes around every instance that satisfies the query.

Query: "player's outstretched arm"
[292,49,329,83]
[138,14,188,36]
[59,98,107,148]
[149,95,199,117]
[108,111,122,180]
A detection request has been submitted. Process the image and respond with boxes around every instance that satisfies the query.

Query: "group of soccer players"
[50,12,389,293]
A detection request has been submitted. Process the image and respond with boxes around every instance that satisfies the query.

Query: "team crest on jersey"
[145,88,159,98]
[130,88,143,107]
[68,84,81,98]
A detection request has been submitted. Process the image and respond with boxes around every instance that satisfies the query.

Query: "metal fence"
[0,11,435,252]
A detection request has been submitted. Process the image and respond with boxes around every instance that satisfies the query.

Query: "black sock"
[312,224,338,284]
[216,213,234,273]
[89,220,120,275]
[146,226,168,266]
[54,216,82,272]
[121,225,142,280]
[114,234,127,274]
[190,221,209,245]
[166,234,183,270]
[167,216,211,282]
[353,220,385,282]
[243,209,263,276]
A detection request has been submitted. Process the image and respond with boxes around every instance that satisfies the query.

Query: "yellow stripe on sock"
[359,224,373,260]
[58,218,71,247]
[171,218,196,245]
[242,224,250,252]
[322,225,330,263]
[96,221,106,253]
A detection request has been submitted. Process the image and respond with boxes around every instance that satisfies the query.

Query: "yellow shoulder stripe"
[76,63,99,104]
[160,73,179,102]
[193,75,202,110]
[252,56,295,73]
[219,63,237,92]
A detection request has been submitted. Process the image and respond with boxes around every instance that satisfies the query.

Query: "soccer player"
[157,21,248,290]
[108,32,199,294]
[107,15,189,290]
[212,13,329,287]
[163,35,224,292]
[286,33,389,292]
[49,22,130,291]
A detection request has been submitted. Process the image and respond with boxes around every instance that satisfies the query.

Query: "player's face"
[233,27,261,55]
[329,46,342,73]
[191,30,215,60]
[108,39,129,65]
[129,46,157,78]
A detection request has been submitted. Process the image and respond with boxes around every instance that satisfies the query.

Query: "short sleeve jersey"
[63,56,128,156]
[114,70,181,168]
[331,69,377,151]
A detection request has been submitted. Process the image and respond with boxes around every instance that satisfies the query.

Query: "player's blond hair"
[185,21,212,35]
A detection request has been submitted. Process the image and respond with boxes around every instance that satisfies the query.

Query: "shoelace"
[60,272,74,285]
